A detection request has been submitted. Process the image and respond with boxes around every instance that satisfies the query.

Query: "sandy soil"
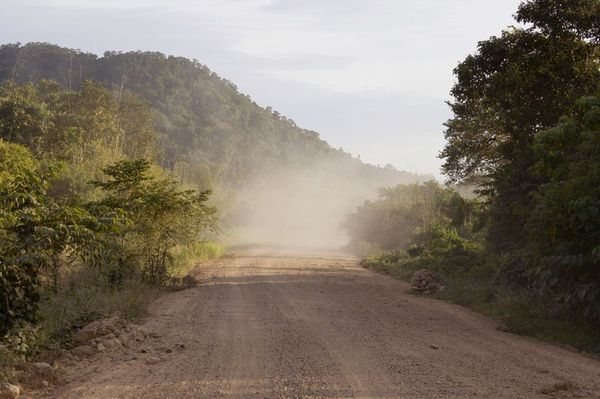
[48,249,600,398]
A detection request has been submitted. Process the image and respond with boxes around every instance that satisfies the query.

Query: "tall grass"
[1,241,225,370]
[0,267,158,384]
[38,269,158,349]
[169,241,225,278]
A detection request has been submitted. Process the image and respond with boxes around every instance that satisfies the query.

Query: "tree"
[0,80,158,166]
[342,181,477,251]
[0,141,94,334]
[440,0,600,249]
[90,159,217,284]
[527,93,600,320]
[516,0,600,41]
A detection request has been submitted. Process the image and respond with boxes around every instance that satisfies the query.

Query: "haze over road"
[54,249,600,398]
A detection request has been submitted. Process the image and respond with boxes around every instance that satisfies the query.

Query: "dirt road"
[53,249,600,398]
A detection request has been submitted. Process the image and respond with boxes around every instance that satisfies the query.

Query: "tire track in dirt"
[48,249,600,398]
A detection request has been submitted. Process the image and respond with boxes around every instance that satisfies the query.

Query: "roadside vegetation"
[345,0,600,355]
[0,37,424,387]
[0,80,221,383]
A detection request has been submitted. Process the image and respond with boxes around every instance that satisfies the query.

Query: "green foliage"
[343,181,479,252]
[347,181,484,287]
[526,93,600,320]
[1,322,42,361]
[89,159,217,285]
[38,267,157,350]
[515,0,600,41]
[0,79,219,346]
[169,242,225,278]
[399,0,600,351]
[0,79,158,205]
[0,141,95,334]
[409,223,482,272]
[0,80,157,159]
[440,0,600,250]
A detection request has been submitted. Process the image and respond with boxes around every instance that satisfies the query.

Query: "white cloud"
[8,0,518,98]
[0,0,522,176]
[217,0,519,97]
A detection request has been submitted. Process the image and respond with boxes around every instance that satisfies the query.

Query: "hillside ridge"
[0,42,432,188]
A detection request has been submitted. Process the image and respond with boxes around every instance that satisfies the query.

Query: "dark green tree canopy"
[441,16,600,183]
[440,0,600,249]
[516,0,600,41]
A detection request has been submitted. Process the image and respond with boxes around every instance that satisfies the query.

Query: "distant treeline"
[0,42,427,190]
[344,0,600,351]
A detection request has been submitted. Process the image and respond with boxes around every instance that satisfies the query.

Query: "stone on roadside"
[411,269,444,294]
[182,275,197,287]
[32,362,55,378]
[32,362,53,371]
[70,315,151,358]
[101,338,122,350]
[0,383,20,399]
[74,326,97,344]
[72,345,95,357]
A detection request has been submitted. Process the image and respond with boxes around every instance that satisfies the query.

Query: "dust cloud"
[224,159,431,250]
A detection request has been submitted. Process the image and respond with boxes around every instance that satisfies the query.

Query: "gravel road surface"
[52,249,600,398]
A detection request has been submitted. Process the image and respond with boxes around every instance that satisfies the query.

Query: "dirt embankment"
[39,249,600,398]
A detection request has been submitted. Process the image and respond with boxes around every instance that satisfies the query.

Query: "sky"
[0,0,522,178]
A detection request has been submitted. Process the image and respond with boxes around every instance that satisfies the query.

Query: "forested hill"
[0,42,429,189]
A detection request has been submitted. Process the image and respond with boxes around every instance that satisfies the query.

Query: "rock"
[101,338,122,350]
[0,383,20,399]
[72,345,95,357]
[33,362,52,370]
[32,362,54,377]
[96,324,113,336]
[145,356,162,365]
[133,328,145,342]
[182,275,197,287]
[121,332,137,348]
[118,328,145,347]
[411,269,444,294]
[74,326,97,344]
[59,349,75,360]
[72,316,151,356]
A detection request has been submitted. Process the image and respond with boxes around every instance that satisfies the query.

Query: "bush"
[38,267,157,350]
[343,181,479,252]
[88,159,217,285]
[526,94,600,322]
[169,242,225,278]
[0,141,96,334]
[0,80,220,347]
